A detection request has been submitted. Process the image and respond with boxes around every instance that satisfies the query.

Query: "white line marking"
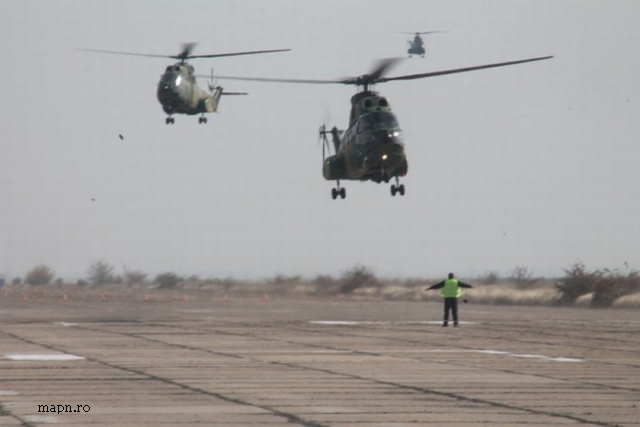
[426,349,584,362]
[309,320,477,325]
[4,354,85,361]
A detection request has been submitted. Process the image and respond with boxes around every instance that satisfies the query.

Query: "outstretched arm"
[426,281,445,290]
[459,281,473,288]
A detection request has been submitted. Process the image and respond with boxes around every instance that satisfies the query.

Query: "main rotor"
[394,31,441,36]
[210,55,554,93]
[76,43,291,64]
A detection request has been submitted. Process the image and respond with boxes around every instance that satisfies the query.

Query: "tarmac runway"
[1,291,638,426]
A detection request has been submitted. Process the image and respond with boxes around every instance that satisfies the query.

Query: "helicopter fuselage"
[324,91,408,184]
[408,35,425,57]
[157,63,220,117]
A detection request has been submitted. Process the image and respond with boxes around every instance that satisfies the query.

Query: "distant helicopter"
[396,31,440,57]
[76,43,290,124]
[213,55,552,199]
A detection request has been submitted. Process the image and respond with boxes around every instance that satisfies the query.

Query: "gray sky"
[2,0,639,281]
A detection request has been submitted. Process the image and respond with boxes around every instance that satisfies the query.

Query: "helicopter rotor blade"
[76,46,290,61]
[376,55,554,83]
[177,42,197,61]
[187,48,291,59]
[341,57,403,86]
[74,48,175,59]
[368,57,402,81]
[210,58,401,86]
[208,55,553,89]
[203,75,339,85]
[393,31,441,35]
[318,125,332,161]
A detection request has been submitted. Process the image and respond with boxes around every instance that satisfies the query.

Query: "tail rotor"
[318,124,330,161]
[207,68,216,93]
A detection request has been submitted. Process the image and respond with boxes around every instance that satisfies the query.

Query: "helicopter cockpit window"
[357,115,375,134]
[372,112,399,130]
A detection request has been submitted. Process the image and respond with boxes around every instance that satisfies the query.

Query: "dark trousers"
[443,297,459,323]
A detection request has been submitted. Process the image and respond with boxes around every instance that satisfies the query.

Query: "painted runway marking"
[309,320,477,326]
[427,349,584,363]
[55,322,79,327]
[4,353,85,361]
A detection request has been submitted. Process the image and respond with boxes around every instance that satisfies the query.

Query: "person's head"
[448,272,455,279]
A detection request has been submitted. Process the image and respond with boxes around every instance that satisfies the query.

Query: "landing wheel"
[165,117,175,125]
[331,182,346,200]
[391,183,405,197]
[198,116,207,124]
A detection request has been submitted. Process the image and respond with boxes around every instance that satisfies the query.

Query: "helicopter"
[76,43,290,124]
[212,54,552,199]
[396,31,440,57]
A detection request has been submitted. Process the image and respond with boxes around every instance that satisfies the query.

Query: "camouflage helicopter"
[396,31,440,57]
[77,43,290,124]
[213,55,552,199]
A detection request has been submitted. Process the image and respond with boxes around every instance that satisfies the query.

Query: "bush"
[554,262,599,306]
[123,268,147,286]
[339,265,378,294]
[510,266,538,288]
[592,269,640,308]
[87,260,116,286]
[154,272,181,289]
[25,265,55,286]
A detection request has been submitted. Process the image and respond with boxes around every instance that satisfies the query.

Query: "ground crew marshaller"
[426,273,473,327]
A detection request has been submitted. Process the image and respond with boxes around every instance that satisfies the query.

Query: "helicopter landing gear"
[165,116,175,125]
[198,115,208,124]
[390,177,405,197]
[331,181,346,200]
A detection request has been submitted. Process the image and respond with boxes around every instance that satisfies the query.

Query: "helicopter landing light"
[381,154,388,161]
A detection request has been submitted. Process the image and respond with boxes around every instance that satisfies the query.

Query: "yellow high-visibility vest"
[441,279,462,298]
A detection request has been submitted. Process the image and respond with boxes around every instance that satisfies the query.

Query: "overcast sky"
[2,0,639,281]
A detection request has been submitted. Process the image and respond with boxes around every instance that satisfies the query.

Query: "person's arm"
[426,281,445,290]
[459,281,473,288]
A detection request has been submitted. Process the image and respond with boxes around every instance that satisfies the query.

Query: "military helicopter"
[396,31,440,57]
[212,54,552,199]
[76,43,290,124]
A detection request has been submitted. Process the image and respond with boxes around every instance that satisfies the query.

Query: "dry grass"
[612,292,640,308]
[3,276,639,309]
